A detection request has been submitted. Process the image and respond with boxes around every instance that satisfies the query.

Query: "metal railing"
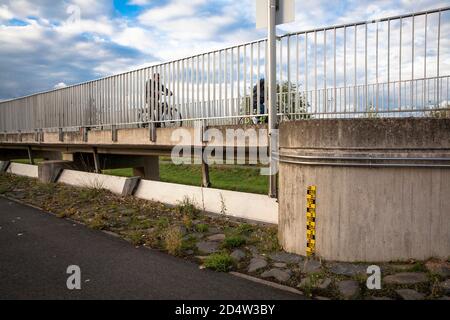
[0,7,449,134]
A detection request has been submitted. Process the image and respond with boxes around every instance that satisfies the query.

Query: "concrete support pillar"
[133,156,160,181]
[38,160,73,183]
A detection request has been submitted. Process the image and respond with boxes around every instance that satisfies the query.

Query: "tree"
[239,81,311,123]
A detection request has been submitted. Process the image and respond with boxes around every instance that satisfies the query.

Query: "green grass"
[222,235,246,249]
[204,253,235,272]
[103,162,268,195]
[13,158,269,194]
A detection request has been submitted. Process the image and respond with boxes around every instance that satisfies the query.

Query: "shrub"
[204,253,234,272]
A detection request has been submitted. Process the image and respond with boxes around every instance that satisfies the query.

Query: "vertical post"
[27,146,34,165]
[268,0,277,198]
[93,147,100,174]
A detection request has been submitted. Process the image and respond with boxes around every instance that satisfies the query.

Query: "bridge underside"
[0,124,269,184]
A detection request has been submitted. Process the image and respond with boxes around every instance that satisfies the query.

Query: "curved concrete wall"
[278,118,450,262]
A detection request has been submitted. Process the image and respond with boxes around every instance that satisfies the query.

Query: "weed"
[156,217,170,229]
[164,226,183,255]
[236,223,254,235]
[195,223,209,233]
[204,253,234,272]
[176,197,199,218]
[88,213,107,230]
[222,235,246,249]
[182,214,193,229]
[219,193,227,215]
[0,185,9,194]
[126,230,146,246]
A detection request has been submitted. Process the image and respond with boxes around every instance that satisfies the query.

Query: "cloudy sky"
[0,0,449,100]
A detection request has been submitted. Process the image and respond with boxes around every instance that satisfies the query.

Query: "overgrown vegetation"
[204,253,234,272]
[222,235,246,249]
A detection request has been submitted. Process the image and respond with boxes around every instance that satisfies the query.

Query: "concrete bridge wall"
[278,118,450,262]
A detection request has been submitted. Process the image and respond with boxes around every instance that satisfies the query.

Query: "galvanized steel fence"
[0,7,449,133]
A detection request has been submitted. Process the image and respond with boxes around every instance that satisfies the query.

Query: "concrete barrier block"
[7,163,38,178]
[58,170,127,194]
[122,177,141,196]
[0,160,10,172]
[38,160,74,183]
[134,180,278,224]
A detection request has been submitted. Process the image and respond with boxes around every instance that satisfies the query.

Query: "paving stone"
[248,257,268,273]
[260,268,292,283]
[315,296,331,300]
[329,263,367,277]
[298,277,311,288]
[230,249,246,262]
[184,232,203,240]
[369,296,393,300]
[439,279,450,294]
[273,262,287,268]
[300,260,322,274]
[246,245,259,257]
[317,278,332,290]
[207,233,226,242]
[196,241,219,254]
[425,260,450,277]
[120,208,136,216]
[269,252,304,264]
[185,250,194,255]
[338,280,360,299]
[395,289,425,300]
[384,272,428,285]
[207,227,221,235]
[390,264,415,272]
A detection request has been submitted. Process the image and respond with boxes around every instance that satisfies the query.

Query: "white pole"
[268,0,277,198]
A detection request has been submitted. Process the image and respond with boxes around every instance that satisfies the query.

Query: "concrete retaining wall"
[135,180,278,224]
[6,163,38,178]
[278,118,450,262]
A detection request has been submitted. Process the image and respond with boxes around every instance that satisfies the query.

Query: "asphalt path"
[0,197,303,300]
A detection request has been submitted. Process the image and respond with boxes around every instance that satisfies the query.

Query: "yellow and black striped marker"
[306,186,317,257]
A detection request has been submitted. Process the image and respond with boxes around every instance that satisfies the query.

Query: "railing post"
[268,0,278,198]
[59,128,64,142]
[149,122,156,143]
[111,125,118,142]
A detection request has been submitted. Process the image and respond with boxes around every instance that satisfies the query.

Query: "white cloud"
[138,0,206,24]
[128,0,152,5]
[54,82,67,89]
[0,5,14,22]
[0,0,449,101]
